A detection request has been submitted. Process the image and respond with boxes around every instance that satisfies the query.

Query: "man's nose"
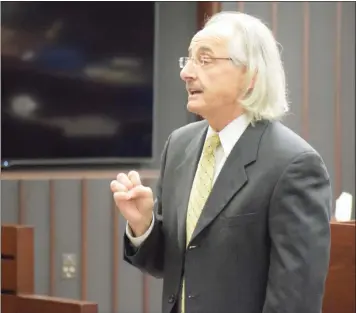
[180,62,196,81]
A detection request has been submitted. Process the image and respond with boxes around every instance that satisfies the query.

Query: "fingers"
[113,191,130,202]
[116,173,134,190]
[128,171,142,187]
[111,171,145,199]
[114,171,141,190]
[111,179,129,192]
[128,185,152,199]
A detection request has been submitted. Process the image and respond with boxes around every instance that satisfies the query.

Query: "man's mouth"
[188,89,203,95]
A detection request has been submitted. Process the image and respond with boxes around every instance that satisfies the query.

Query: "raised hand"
[111,171,154,237]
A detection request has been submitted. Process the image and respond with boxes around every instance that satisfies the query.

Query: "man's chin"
[186,100,205,116]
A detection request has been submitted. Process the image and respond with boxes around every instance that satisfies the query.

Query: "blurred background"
[1,1,355,313]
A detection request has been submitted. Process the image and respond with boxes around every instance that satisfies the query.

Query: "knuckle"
[117,183,127,192]
[116,173,125,179]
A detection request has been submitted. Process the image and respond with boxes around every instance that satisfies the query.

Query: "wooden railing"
[323,221,355,313]
[1,224,98,313]
[1,169,160,313]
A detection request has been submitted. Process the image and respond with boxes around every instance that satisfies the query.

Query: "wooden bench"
[323,221,355,313]
[1,224,98,313]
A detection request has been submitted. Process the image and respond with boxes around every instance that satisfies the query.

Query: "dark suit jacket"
[124,119,332,313]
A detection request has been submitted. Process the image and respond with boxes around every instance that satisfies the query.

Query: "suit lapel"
[189,120,269,244]
[175,123,208,251]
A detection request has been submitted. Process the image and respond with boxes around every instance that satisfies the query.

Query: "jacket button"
[168,294,175,303]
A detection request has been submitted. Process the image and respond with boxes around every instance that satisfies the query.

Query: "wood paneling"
[18,181,25,224]
[2,169,159,181]
[302,1,310,140]
[197,1,221,29]
[1,225,34,294]
[271,2,278,37]
[1,225,30,256]
[1,224,98,313]
[142,178,150,313]
[323,222,355,313]
[1,294,17,313]
[17,294,98,313]
[334,2,342,198]
[1,171,160,313]
[143,275,149,313]
[2,259,17,291]
[112,198,119,313]
[49,180,56,296]
[81,179,88,300]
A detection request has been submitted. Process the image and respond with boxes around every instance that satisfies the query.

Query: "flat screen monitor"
[1,1,155,169]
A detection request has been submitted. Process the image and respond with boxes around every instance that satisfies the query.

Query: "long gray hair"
[204,11,289,122]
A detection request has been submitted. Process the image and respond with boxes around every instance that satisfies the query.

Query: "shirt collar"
[206,114,251,157]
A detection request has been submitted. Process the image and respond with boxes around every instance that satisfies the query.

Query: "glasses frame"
[179,56,232,69]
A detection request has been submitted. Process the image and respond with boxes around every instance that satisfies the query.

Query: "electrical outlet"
[62,253,77,279]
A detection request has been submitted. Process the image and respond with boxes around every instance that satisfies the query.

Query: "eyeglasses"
[179,56,232,69]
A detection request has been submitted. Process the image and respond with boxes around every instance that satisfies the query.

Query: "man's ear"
[248,70,258,90]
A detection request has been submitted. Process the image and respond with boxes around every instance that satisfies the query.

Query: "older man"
[111,11,332,313]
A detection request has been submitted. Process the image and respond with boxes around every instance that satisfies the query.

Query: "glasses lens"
[179,57,189,68]
[179,57,184,68]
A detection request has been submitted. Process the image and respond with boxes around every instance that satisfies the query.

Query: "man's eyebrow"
[198,46,214,53]
[188,46,214,57]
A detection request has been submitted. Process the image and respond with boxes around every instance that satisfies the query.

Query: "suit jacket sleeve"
[263,151,332,313]
[123,135,171,279]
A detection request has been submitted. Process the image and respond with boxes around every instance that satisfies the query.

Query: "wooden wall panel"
[271,2,278,37]
[1,225,35,294]
[340,1,355,214]
[18,181,25,225]
[302,1,310,140]
[2,172,159,313]
[112,198,119,313]
[1,294,17,313]
[17,294,98,313]
[323,222,355,313]
[80,179,88,301]
[334,2,342,198]
[197,1,221,29]
[2,259,18,291]
[49,180,56,296]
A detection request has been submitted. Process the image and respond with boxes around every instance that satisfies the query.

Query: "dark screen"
[1,1,154,166]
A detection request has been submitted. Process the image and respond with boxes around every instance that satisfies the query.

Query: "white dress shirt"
[126,114,251,247]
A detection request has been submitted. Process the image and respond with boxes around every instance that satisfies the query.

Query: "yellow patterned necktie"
[181,132,221,313]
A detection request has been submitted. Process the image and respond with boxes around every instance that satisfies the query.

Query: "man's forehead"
[188,43,214,55]
[188,29,229,55]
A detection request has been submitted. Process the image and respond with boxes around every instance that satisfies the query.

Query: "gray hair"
[204,11,289,122]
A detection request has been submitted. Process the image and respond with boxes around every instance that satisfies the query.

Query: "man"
[111,11,332,313]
